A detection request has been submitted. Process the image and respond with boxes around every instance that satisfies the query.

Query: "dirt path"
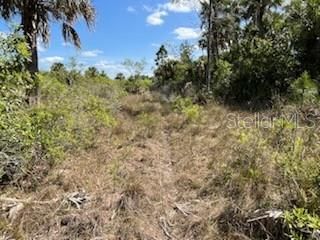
[154,130,179,239]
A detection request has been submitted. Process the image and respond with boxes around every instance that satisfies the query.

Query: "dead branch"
[247,210,283,223]
[174,203,191,217]
[0,191,90,209]
[0,197,59,205]
[159,216,176,240]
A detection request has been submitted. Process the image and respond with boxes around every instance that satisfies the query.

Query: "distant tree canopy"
[115,73,126,81]
[153,0,320,106]
[50,63,66,73]
[85,67,99,78]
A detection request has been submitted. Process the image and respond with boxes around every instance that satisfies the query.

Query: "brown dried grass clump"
[121,93,162,117]
[115,178,146,214]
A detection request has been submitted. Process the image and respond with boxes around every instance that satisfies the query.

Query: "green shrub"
[225,36,297,103]
[173,97,194,112]
[123,77,153,93]
[213,59,233,98]
[0,29,120,185]
[0,28,31,111]
[137,112,158,137]
[173,97,201,122]
[284,208,320,240]
[85,95,116,128]
[290,71,319,104]
[211,113,320,236]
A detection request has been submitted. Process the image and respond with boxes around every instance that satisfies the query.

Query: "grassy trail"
[1,92,285,239]
[0,95,225,239]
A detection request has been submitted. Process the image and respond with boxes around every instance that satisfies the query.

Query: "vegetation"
[0,31,119,189]
[1,0,320,239]
[154,0,320,107]
[0,0,95,101]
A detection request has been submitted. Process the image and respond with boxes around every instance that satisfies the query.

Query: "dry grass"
[1,92,319,239]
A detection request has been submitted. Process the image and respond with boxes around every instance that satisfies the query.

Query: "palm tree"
[241,0,283,36]
[200,0,239,90]
[0,0,15,20]
[0,0,95,100]
[7,0,95,73]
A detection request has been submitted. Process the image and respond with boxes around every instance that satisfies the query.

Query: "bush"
[213,59,233,99]
[137,112,158,138]
[290,71,319,104]
[0,28,31,111]
[173,97,201,122]
[123,77,153,93]
[0,29,120,186]
[202,107,320,239]
[284,208,320,240]
[224,36,297,104]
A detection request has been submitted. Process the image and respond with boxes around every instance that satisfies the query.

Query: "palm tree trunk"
[21,7,40,104]
[213,4,219,62]
[206,0,213,91]
[256,1,266,37]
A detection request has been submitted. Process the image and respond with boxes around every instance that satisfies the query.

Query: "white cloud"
[94,60,129,78]
[173,27,201,40]
[147,10,168,26]
[62,42,73,47]
[163,0,201,13]
[40,56,64,64]
[151,43,161,48]
[95,60,126,71]
[143,5,153,12]
[127,6,136,13]
[81,49,103,58]
[168,54,178,60]
[37,44,46,53]
[145,0,201,26]
[0,32,8,37]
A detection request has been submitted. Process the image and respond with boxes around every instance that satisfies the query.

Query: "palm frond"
[62,22,81,48]
[0,0,16,19]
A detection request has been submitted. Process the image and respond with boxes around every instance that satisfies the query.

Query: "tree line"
[154,0,320,106]
[0,0,319,107]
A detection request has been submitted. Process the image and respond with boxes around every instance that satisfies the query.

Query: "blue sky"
[0,0,202,77]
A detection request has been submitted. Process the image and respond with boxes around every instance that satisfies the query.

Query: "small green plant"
[290,71,319,104]
[173,97,201,122]
[235,128,268,183]
[284,208,320,240]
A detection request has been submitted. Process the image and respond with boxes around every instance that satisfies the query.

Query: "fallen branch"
[67,191,90,209]
[0,191,90,208]
[174,203,191,216]
[247,210,283,223]
[159,216,176,240]
[0,197,59,205]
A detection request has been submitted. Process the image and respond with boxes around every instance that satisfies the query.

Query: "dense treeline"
[153,0,320,106]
